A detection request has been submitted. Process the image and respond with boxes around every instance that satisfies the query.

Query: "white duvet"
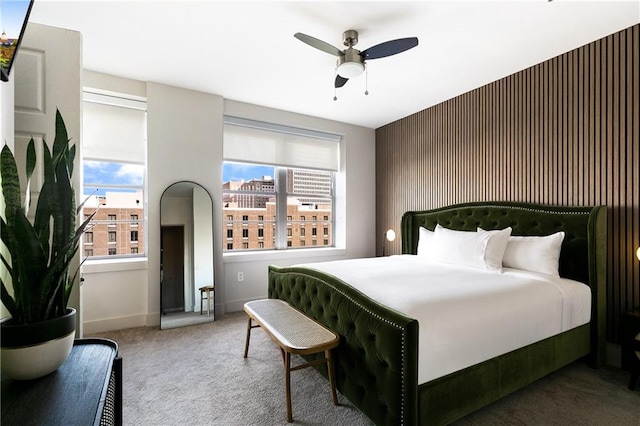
[298,255,591,384]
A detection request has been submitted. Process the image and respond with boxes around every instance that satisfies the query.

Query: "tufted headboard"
[401,201,607,366]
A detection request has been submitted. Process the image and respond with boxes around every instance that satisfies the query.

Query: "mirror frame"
[159,181,215,329]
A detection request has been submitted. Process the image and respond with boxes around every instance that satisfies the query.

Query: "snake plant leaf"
[1,145,22,225]
[1,110,86,324]
[8,211,50,322]
[0,279,20,322]
[23,138,36,214]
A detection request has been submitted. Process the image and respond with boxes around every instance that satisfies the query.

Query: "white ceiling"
[29,1,639,129]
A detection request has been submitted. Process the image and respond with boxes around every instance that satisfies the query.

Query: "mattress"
[299,255,591,384]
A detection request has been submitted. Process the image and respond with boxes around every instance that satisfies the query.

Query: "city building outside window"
[82,91,146,259]
[222,116,338,252]
[85,232,93,244]
[222,162,334,251]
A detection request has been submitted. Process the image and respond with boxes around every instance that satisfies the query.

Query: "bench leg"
[326,349,339,406]
[284,351,293,422]
[243,316,252,358]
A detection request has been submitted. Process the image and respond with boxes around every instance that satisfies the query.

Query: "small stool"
[199,286,214,316]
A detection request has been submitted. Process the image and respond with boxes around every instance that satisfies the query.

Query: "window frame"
[81,90,147,261]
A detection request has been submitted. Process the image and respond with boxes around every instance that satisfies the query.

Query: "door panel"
[161,226,185,312]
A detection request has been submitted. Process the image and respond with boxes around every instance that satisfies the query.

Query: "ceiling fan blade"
[335,75,348,88]
[361,37,419,60]
[294,32,344,57]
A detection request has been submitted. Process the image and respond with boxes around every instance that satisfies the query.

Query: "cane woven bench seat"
[243,299,340,422]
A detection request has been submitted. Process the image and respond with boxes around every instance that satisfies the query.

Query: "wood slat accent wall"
[376,24,639,343]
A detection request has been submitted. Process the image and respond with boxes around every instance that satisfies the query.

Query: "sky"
[2,0,32,38]
[83,161,271,195]
[223,162,273,183]
[83,161,144,195]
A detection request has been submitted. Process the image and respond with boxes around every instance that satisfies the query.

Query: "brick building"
[83,191,144,257]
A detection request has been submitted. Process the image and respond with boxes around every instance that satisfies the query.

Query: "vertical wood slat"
[375,24,640,343]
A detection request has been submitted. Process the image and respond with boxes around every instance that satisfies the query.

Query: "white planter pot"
[1,308,76,380]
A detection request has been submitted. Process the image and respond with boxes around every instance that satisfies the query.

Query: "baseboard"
[225,297,265,313]
[83,314,147,335]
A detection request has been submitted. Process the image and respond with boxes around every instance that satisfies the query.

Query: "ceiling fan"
[294,30,419,89]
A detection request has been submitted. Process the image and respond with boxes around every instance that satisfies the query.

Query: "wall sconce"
[636,246,640,261]
[382,229,396,256]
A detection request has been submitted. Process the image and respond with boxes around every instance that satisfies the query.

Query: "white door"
[13,22,83,334]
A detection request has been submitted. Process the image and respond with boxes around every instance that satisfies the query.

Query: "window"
[84,249,93,257]
[258,242,264,248]
[324,215,329,221]
[227,229,233,239]
[242,229,248,238]
[300,240,306,246]
[222,116,338,252]
[82,91,146,259]
[242,242,249,249]
[312,228,317,236]
[227,243,233,250]
[84,232,93,244]
[242,215,249,222]
[323,227,328,236]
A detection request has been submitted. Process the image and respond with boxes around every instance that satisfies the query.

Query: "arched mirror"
[160,181,215,329]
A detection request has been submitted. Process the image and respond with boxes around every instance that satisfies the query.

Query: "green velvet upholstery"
[269,267,419,425]
[268,202,607,426]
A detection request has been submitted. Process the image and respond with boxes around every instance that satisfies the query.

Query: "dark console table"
[1,338,122,426]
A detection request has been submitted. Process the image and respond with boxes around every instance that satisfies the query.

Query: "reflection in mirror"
[160,182,214,329]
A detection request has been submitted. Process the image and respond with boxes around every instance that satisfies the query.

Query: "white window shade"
[83,99,146,163]
[223,117,340,171]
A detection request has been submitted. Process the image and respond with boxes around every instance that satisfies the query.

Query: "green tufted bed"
[268,202,607,425]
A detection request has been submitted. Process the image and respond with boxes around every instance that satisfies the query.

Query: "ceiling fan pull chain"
[334,68,338,101]
[364,64,369,96]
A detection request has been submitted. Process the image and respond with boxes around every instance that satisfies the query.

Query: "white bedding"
[298,255,591,384]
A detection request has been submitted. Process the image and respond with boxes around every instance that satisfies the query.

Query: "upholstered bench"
[243,299,340,422]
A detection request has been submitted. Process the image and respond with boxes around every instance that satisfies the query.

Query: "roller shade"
[83,93,146,163]
[224,116,340,171]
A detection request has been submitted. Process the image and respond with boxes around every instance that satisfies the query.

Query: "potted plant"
[1,109,93,380]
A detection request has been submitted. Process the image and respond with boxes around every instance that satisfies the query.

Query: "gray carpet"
[94,312,640,425]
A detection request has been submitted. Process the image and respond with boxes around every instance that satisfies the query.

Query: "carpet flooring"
[94,312,640,425]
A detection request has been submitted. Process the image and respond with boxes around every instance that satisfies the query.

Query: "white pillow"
[477,227,513,271]
[417,227,434,257]
[502,232,565,276]
[430,225,510,271]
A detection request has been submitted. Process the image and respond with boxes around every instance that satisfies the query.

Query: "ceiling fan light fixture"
[337,61,365,78]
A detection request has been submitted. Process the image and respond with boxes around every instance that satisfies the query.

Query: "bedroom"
[1,1,639,425]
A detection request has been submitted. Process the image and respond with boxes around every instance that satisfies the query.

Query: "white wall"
[78,72,375,333]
